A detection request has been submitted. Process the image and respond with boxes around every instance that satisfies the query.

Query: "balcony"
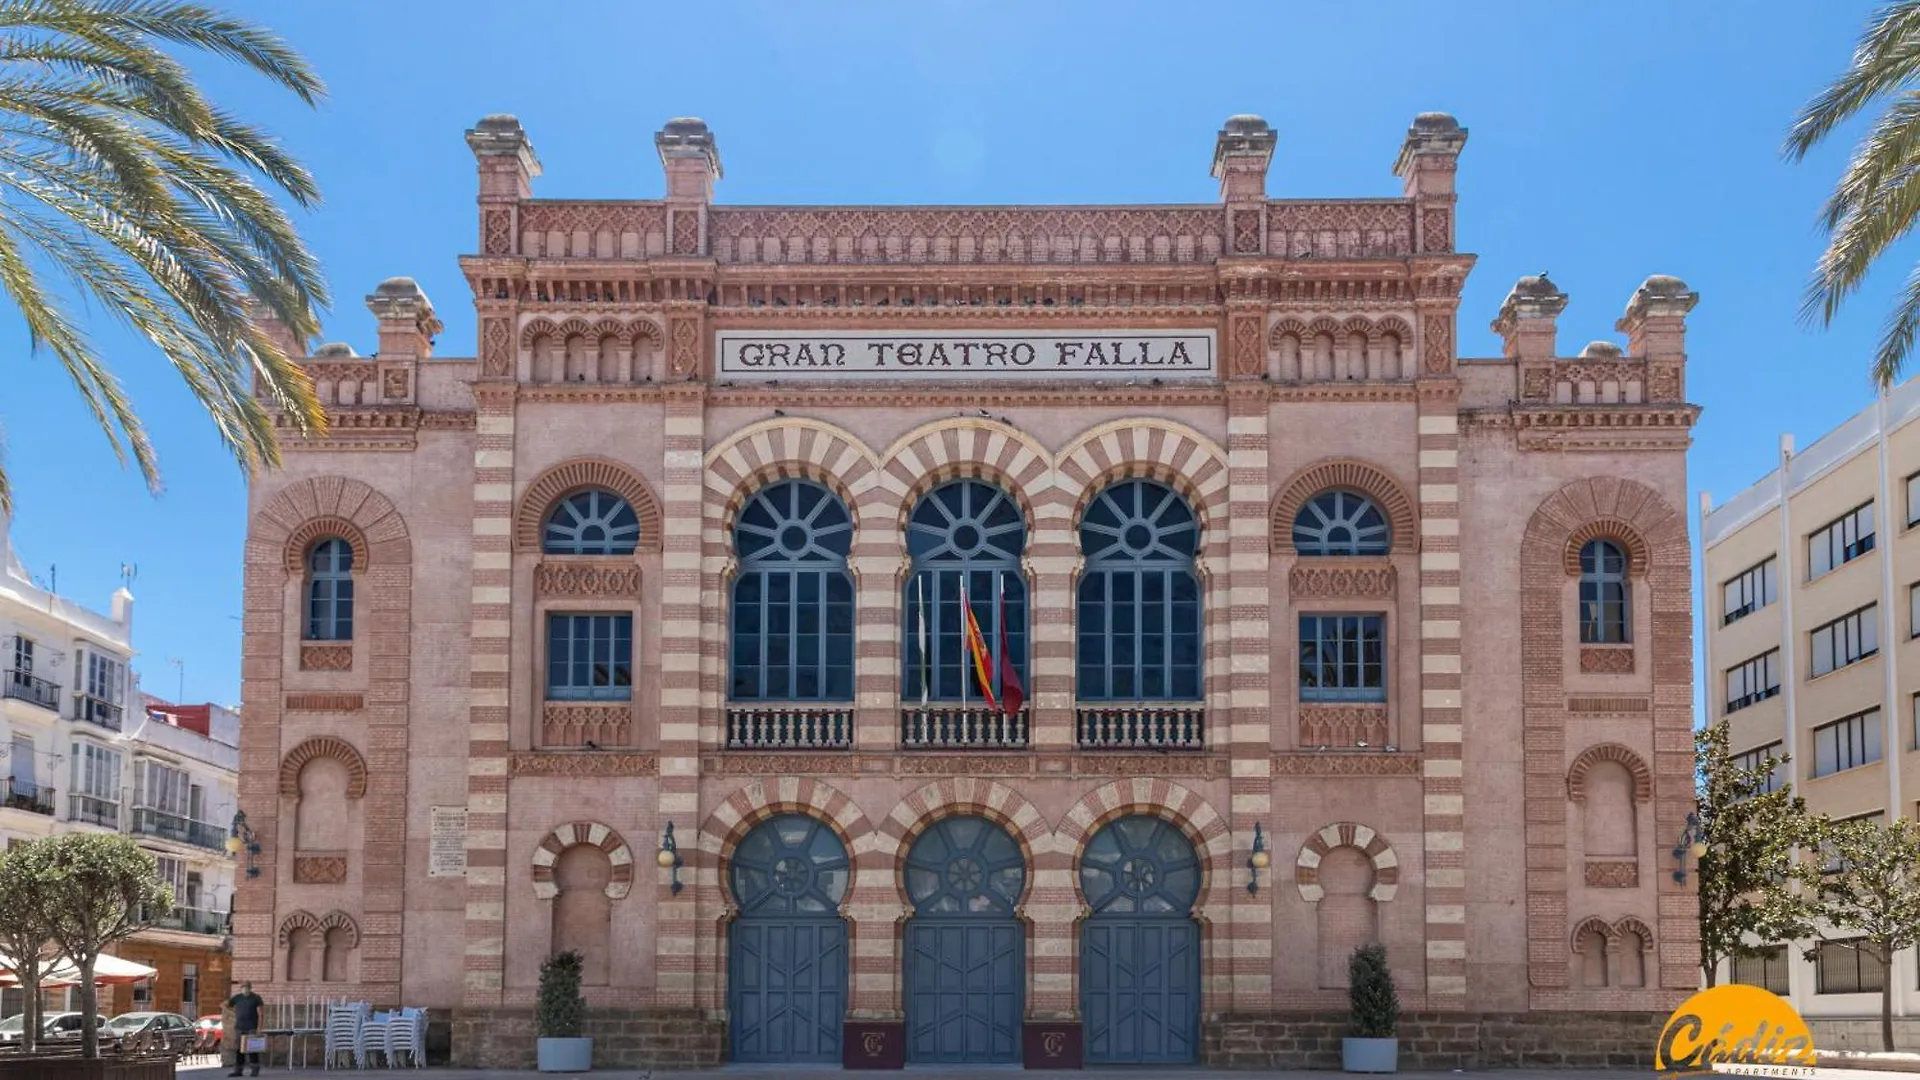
[2,668,60,711]
[130,806,229,851]
[72,693,123,731]
[1076,704,1206,750]
[901,705,1029,749]
[68,793,119,828]
[726,705,853,750]
[0,779,55,816]
[142,905,226,936]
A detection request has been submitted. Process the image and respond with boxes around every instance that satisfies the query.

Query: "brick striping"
[1416,383,1466,1001]
[462,383,516,1005]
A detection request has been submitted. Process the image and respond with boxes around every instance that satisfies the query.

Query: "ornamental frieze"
[535,562,643,599]
[509,752,659,777]
[1289,563,1396,600]
[1271,752,1421,776]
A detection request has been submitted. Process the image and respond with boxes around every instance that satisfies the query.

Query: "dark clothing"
[227,991,264,1033]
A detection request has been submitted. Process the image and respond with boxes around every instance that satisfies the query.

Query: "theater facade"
[234,112,1701,1069]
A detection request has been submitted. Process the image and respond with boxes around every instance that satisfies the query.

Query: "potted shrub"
[1342,942,1400,1073]
[536,950,592,1073]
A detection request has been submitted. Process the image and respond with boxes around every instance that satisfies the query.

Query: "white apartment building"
[1701,378,1920,1038]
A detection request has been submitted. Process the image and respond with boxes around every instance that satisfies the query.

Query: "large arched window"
[1579,540,1630,644]
[1077,480,1201,700]
[1293,490,1389,556]
[304,538,353,641]
[730,480,854,701]
[903,480,1026,703]
[543,489,640,555]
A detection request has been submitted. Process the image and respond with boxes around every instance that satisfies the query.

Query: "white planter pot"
[537,1036,593,1073]
[1343,1036,1399,1073]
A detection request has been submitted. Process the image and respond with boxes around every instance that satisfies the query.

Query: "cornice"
[1462,403,1700,452]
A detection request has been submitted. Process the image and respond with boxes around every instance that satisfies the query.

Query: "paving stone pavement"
[177,1067,1661,1079]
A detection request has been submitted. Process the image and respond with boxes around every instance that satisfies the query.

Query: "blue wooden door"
[1079,815,1202,1064]
[903,816,1027,1064]
[727,815,850,1063]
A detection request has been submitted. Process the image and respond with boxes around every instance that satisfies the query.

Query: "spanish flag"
[959,578,1000,712]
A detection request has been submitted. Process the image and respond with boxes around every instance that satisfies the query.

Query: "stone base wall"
[1202,1011,1668,1070]
[1811,1018,1920,1053]
[450,1008,724,1070]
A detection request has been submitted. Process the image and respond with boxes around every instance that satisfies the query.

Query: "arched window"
[1316,846,1377,989]
[1579,540,1630,644]
[304,538,353,641]
[1077,480,1201,701]
[903,480,1026,703]
[543,489,640,555]
[552,844,613,986]
[730,480,854,701]
[1293,491,1389,556]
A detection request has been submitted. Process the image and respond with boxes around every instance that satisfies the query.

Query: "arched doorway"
[727,814,850,1063]
[904,815,1026,1064]
[1079,814,1201,1064]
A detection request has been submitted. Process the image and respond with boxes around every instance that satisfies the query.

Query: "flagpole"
[917,574,929,706]
[959,574,968,712]
[994,569,1003,704]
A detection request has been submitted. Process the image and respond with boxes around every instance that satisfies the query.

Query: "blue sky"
[0,0,1898,704]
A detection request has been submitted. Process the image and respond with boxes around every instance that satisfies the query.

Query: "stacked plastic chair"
[356,1010,394,1069]
[321,1003,366,1070]
[385,1007,427,1068]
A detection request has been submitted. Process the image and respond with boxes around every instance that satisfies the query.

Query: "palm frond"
[1787,1,1920,160]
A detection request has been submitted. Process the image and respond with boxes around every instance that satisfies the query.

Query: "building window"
[1292,490,1389,556]
[10,635,31,674]
[304,537,354,641]
[1724,650,1781,714]
[136,762,190,815]
[1732,741,1786,794]
[1908,471,1920,527]
[902,480,1027,704]
[1730,945,1791,995]
[1578,540,1630,644]
[545,614,633,701]
[1299,614,1386,702]
[1077,479,1202,701]
[70,742,121,826]
[1810,502,1876,580]
[1914,693,1920,751]
[1811,604,1879,677]
[1722,557,1778,625]
[728,480,854,702]
[542,489,639,555]
[1815,938,1886,994]
[154,854,186,901]
[1913,583,1920,638]
[1812,710,1883,777]
[181,963,198,1015]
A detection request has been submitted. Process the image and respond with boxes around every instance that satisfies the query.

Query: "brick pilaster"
[1225,382,1272,1011]
[657,384,706,1006]
[1415,382,1467,1004]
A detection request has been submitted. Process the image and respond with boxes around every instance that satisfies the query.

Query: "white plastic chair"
[385,1007,426,1068]
[321,1003,366,1070]
[355,1010,393,1069]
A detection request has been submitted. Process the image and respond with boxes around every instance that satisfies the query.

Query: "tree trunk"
[78,954,96,1059]
[1703,954,1719,988]
[1884,962,1896,1053]
[20,958,40,1055]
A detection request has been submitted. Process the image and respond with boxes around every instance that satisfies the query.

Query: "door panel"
[905,920,1022,1064]
[1082,919,1200,1064]
[729,918,847,1062]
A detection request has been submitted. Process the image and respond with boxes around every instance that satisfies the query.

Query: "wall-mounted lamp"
[226,811,261,879]
[658,821,684,895]
[1248,822,1270,896]
[1670,811,1708,885]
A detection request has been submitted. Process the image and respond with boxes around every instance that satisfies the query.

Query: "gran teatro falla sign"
[716,328,1216,380]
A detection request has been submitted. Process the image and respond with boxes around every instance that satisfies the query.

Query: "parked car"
[103,1012,197,1054]
[34,1012,110,1045]
[0,1015,27,1046]
[194,1014,223,1052]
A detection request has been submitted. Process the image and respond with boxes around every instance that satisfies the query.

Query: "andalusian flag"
[959,577,1000,711]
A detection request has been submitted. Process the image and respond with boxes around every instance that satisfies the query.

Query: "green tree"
[0,843,56,1054]
[1812,816,1920,1052]
[0,0,328,513]
[1788,1,1920,387]
[1695,722,1826,987]
[28,833,171,1058]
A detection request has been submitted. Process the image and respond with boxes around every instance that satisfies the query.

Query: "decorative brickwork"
[277,737,369,799]
[531,822,635,900]
[1584,861,1639,889]
[1289,562,1395,599]
[297,643,352,671]
[1562,519,1651,577]
[293,855,347,884]
[283,693,364,712]
[1294,822,1399,903]
[1579,645,1636,674]
[1298,703,1389,747]
[281,516,370,573]
[1270,458,1418,555]
[533,562,643,598]
[540,702,631,748]
[1566,743,1654,803]
[511,458,663,553]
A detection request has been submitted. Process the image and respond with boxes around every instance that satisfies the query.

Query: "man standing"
[226,981,264,1078]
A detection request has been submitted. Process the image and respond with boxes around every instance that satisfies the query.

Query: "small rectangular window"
[1732,741,1786,794]
[1809,502,1876,580]
[1912,584,1920,638]
[1298,614,1387,703]
[1722,557,1779,625]
[1815,938,1885,994]
[1810,604,1879,677]
[1812,710,1883,777]
[1908,471,1920,527]
[545,613,634,701]
[1724,649,1781,714]
[1730,944,1791,995]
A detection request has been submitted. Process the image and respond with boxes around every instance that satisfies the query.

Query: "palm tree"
[1789,1,1920,388]
[0,0,327,512]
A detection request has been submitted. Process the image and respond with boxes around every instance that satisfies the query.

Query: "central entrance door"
[727,814,850,1063]
[1079,814,1202,1064]
[904,815,1027,1064]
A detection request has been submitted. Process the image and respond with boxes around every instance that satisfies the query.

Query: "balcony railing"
[69,793,119,828]
[2,667,60,711]
[726,705,853,749]
[142,905,226,936]
[72,693,123,731]
[130,806,229,851]
[1076,704,1206,750]
[1,779,54,816]
[901,706,1029,749]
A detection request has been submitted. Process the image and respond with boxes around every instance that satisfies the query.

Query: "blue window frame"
[546,613,633,700]
[304,538,354,641]
[1077,480,1202,701]
[1293,490,1389,556]
[1299,614,1385,702]
[902,480,1027,703]
[543,489,640,555]
[729,480,855,701]
[1579,540,1630,644]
